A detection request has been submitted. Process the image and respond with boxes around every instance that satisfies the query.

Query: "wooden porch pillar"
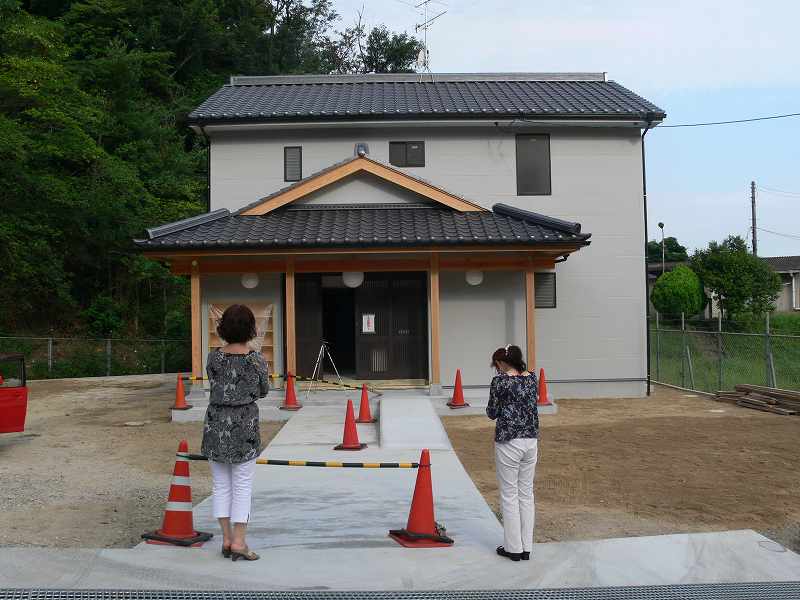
[285,260,296,376]
[190,261,202,378]
[525,266,536,371]
[429,253,441,387]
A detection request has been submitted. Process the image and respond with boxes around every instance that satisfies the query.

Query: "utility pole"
[751,180,757,256]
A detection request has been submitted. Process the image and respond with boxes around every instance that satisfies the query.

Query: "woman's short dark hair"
[216,304,257,344]
[491,345,527,372]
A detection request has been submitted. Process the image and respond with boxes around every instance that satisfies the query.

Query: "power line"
[756,226,800,241]
[659,111,800,128]
[758,185,800,197]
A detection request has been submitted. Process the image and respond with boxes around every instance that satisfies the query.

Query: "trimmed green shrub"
[651,265,706,317]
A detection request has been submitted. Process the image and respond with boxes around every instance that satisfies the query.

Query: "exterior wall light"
[465,270,484,286]
[241,273,260,289]
[342,271,365,288]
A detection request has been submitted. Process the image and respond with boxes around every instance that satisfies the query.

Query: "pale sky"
[336,0,800,257]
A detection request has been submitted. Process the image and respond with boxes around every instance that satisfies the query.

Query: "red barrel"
[0,354,28,433]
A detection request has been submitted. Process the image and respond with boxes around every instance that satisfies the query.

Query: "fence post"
[765,313,776,388]
[161,339,166,374]
[681,312,686,388]
[47,338,53,374]
[106,338,111,376]
[655,311,661,382]
[717,312,723,391]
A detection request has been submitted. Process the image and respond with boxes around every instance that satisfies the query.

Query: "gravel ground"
[443,385,800,553]
[0,375,283,548]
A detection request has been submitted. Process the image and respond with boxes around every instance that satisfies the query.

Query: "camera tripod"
[304,339,344,402]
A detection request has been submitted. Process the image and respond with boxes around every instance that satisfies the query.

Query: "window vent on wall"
[284,146,302,182]
[534,272,556,308]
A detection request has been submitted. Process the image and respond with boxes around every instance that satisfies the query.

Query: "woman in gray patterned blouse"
[201,304,269,561]
[487,345,539,562]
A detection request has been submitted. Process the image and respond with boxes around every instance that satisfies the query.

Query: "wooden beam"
[440,257,555,271]
[190,262,202,378]
[295,259,429,273]
[239,157,484,216]
[170,256,556,275]
[429,254,441,387]
[525,266,536,372]
[285,260,296,376]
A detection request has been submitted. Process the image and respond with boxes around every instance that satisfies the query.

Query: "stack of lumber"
[714,384,800,415]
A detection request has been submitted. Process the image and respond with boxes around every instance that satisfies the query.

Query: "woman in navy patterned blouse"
[486,345,539,561]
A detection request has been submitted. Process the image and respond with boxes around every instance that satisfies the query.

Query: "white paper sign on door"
[362,313,376,334]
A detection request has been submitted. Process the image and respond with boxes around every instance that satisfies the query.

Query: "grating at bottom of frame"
[2,582,800,600]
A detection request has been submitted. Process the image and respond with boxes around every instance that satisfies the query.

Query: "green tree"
[690,235,781,319]
[0,0,422,338]
[650,265,706,317]
[647,236,688,264]
[325,12,423,74]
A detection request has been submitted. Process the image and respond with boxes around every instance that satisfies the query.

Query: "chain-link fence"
[650,314,800,392]
[0,336,191,379]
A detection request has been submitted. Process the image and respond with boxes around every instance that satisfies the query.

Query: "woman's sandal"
[230,548,260,561]
[221,545,232,559]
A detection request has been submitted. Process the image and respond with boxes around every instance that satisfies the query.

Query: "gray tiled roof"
[188,73,665,124]
[135,204,590,251]
[761,256,800,272]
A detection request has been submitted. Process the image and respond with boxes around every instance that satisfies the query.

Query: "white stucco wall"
[201,273,284,378]
[295,172,433,206]
[440,271,526,387]
[207,125,648,397]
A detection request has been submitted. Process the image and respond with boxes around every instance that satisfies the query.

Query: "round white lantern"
[241,273,259,289]
[342,271,365,288]
[465,270,484,286]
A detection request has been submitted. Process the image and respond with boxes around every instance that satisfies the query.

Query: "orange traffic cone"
[334,399,367,450]
[389,449,454,548]
[447,369,469,409]
[538,368,552,406]
[173,375,192,410]
[280,372,302,411]
[356,384,376,423]
[142,440,212,547]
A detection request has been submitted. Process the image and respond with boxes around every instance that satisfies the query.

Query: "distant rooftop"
[761,256,800,272]
[188,72,665,125]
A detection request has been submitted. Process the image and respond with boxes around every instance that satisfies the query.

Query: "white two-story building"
[136,73,666,398]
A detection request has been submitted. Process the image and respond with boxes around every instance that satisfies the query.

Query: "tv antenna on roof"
[414,0,447,73]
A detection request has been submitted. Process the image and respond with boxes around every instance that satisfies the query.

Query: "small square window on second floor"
[389,141,425,167]
[516,134,551,195]
[284,146,302,181]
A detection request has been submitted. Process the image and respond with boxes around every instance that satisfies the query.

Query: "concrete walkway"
[2,393,800,589]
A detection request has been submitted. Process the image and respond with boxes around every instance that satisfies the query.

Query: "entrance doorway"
[322,285,356,376]
[294,272,428,381]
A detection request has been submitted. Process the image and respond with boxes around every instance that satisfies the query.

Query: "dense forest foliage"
[0,0,421,338]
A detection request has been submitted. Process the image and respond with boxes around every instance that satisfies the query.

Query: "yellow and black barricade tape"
[288,373,383,396]
[180,373,381,395]
[182,453,417,469]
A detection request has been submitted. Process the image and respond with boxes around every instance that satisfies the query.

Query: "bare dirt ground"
[0,375,282,548]
[4,380,799,552]
[442,385,800,553]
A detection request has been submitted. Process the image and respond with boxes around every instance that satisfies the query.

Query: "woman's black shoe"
[496,546,522,561]
[521,551,530,560]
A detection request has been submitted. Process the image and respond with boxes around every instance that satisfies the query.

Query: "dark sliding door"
[355,273,428,380]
